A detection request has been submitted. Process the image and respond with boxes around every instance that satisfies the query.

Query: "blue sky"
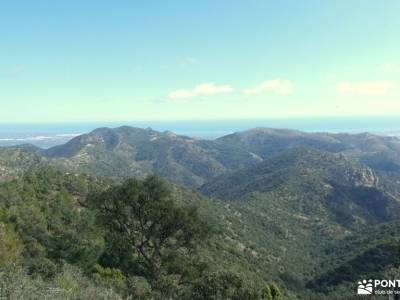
[1,1,400,122]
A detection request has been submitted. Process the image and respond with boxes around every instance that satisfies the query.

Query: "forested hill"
[10,125,399,187]
[2,126,400,299]
[0,168,285,299]
[0,147,47,181]
[200,147,400,228]
[42,126,261,187]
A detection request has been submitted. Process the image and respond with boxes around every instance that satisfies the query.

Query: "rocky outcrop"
[348,167,378,187]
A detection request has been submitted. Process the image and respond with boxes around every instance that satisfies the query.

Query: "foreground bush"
[0,265,121,300]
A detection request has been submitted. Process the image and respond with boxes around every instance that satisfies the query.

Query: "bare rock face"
[350,167,378,187]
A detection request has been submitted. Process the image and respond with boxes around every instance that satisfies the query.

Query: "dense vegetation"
[23,126,400,188]
[0,168,282,299]
[2,126,400,299]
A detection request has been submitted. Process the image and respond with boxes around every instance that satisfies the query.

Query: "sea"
[1,117,400,149]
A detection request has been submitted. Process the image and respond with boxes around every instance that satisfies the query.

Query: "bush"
[0,221,23,269]
[187,271,260,300]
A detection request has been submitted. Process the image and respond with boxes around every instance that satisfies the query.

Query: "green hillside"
[44,126,260,187]
[200,148,398,229]
[23,126,400,188]
[200,147,400,298]
[2,127,400,299]
[0,148,47,181]
[0,168,283,299]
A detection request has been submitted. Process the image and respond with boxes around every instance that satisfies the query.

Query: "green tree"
[261,283,283,300]
[90,176,213,295]
[1,169,104,277]
[0,221,23,269]
[188,271,260,300]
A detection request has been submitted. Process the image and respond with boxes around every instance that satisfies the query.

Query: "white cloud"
[336,81,395,95]
[193,83,233,95]
[243,79,293,95]
[168,83,233,100]
[168,90,195,100]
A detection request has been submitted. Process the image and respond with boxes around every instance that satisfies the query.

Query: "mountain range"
[1,125,400,298]
[4,125,399,187]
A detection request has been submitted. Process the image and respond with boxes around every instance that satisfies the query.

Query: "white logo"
[357,279,373,295]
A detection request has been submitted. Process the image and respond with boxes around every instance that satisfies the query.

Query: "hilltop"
[7,126,398,188]
[2,126,400,298]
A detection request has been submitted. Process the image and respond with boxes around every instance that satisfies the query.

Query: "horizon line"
[1,115,400,125]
